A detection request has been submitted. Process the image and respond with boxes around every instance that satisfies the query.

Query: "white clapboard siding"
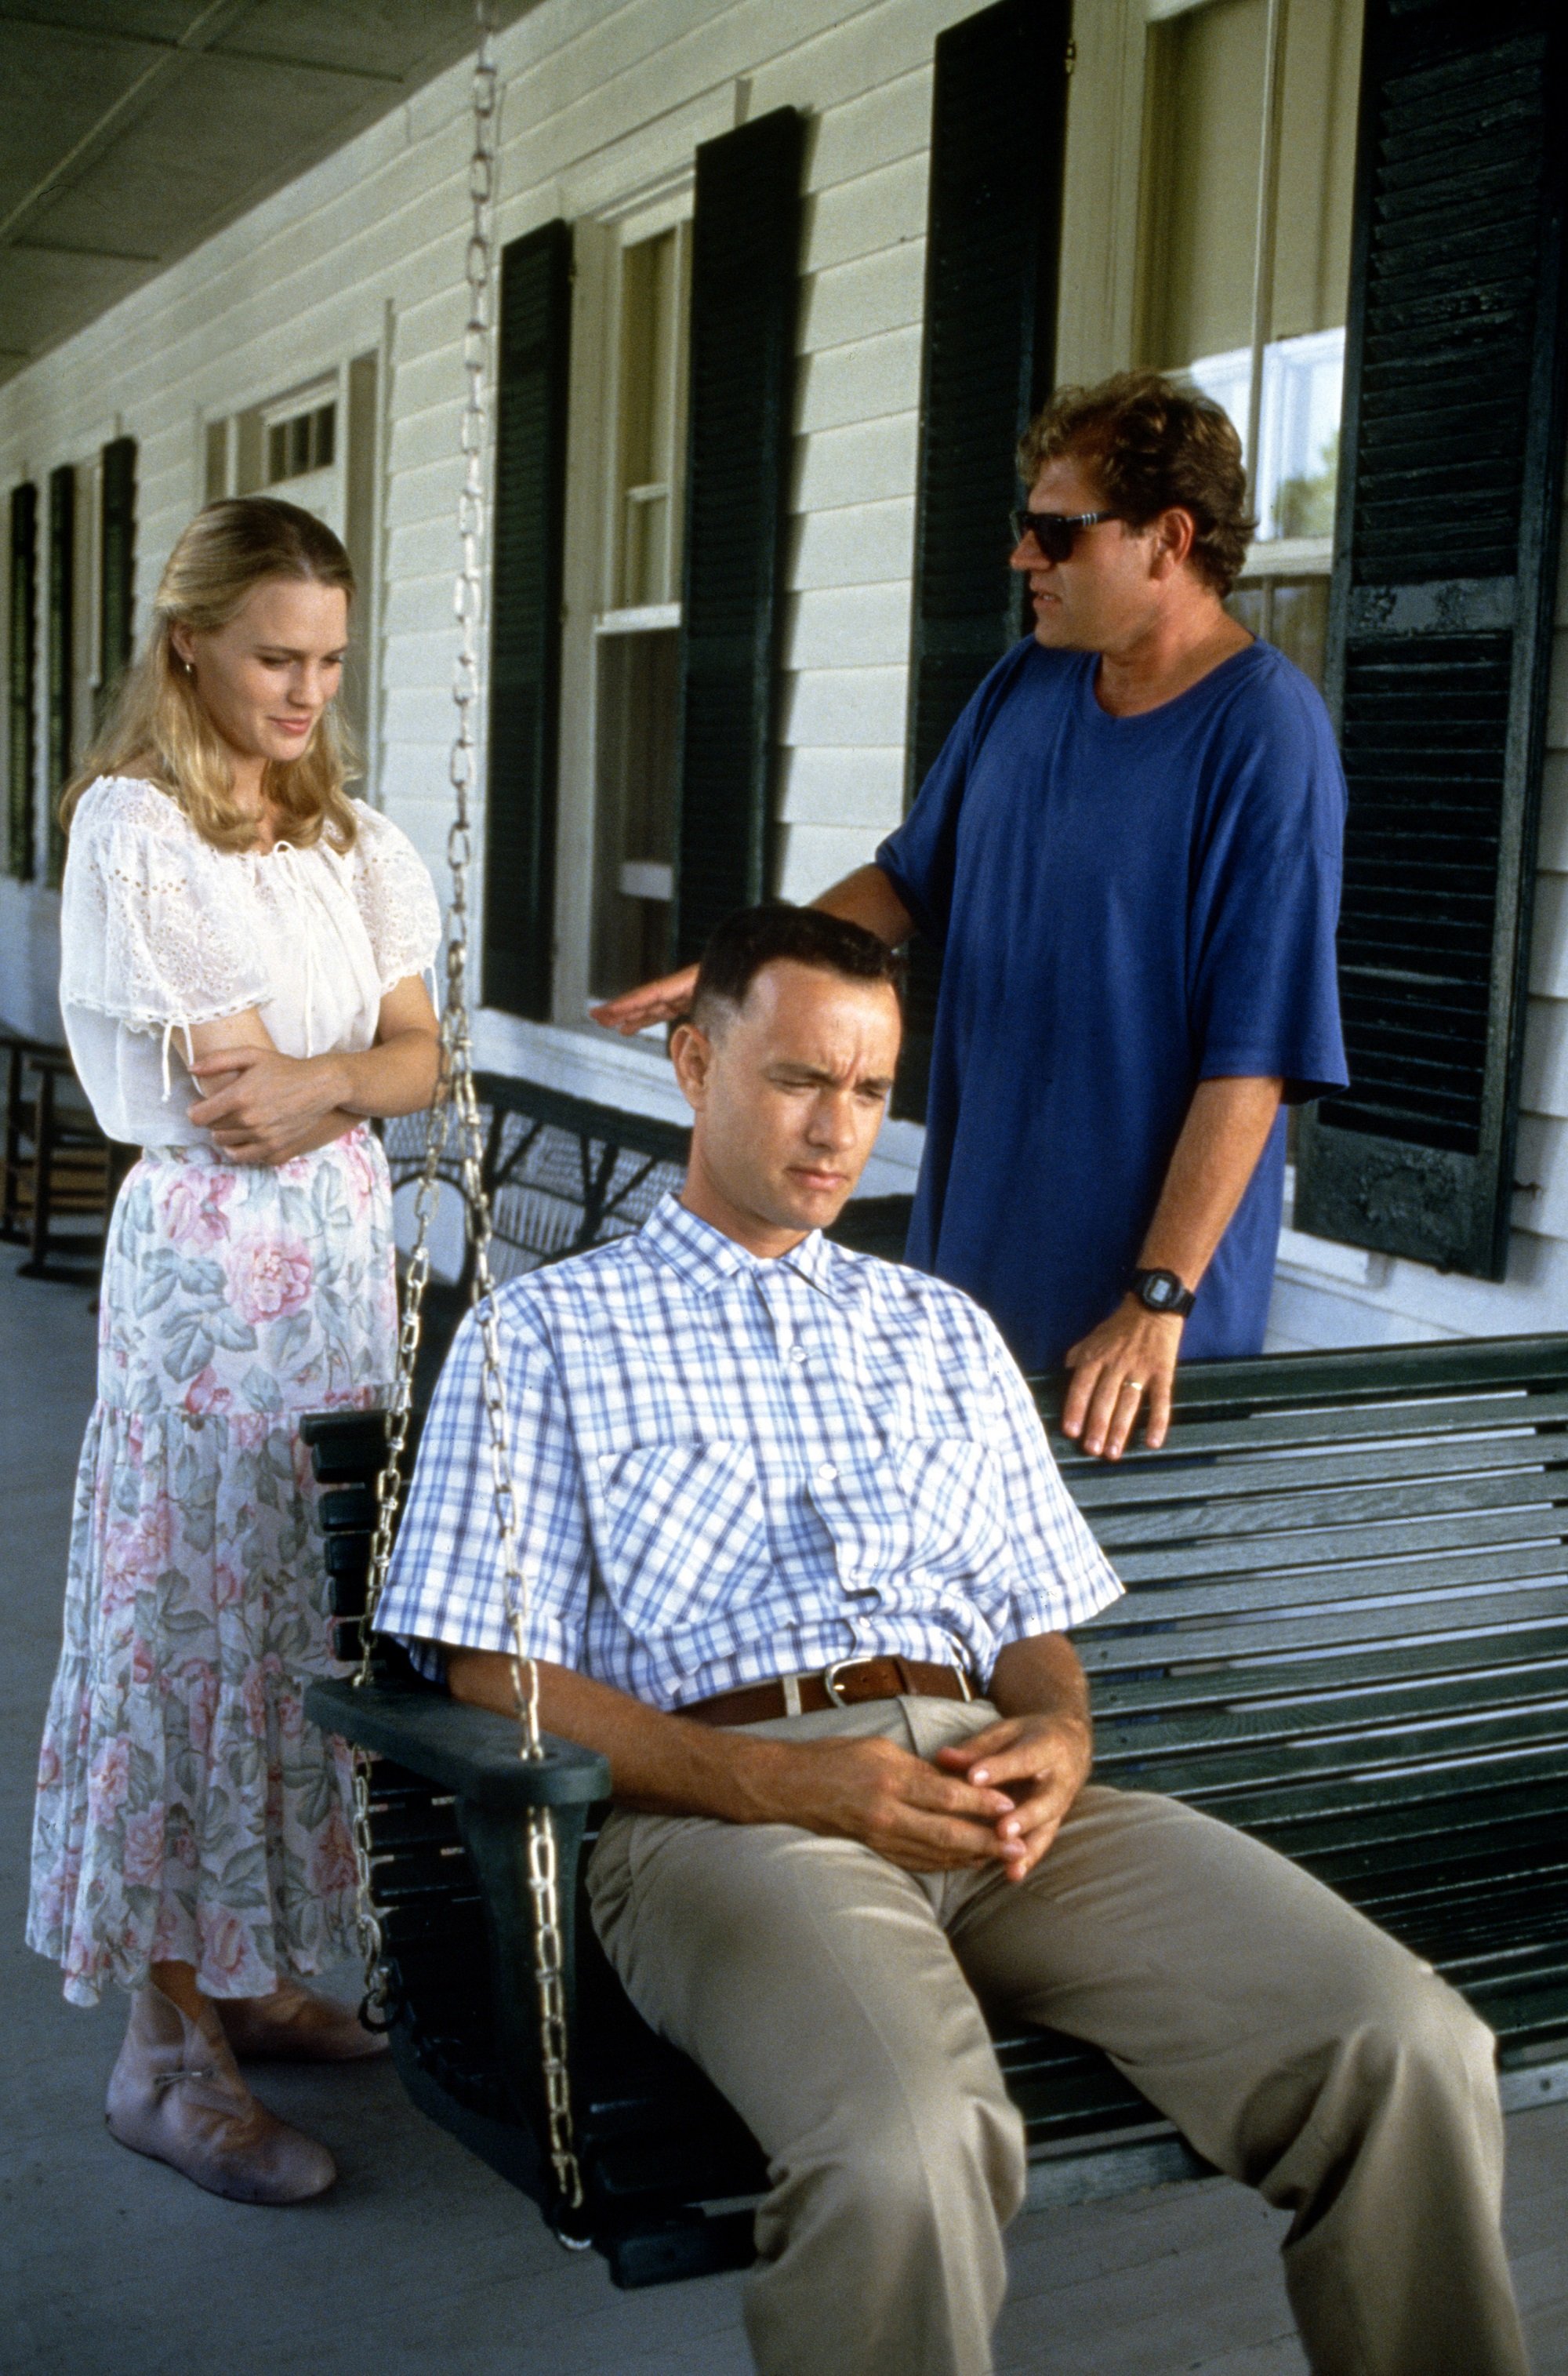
[797,327,923,438]
[789,496,915,593]
[785,584,912,672]
[779,745,906,826]
[5,0,1566,1326]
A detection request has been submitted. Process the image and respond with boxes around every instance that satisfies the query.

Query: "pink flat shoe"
[216,1976,390,2063]
[106,1981,336,2204]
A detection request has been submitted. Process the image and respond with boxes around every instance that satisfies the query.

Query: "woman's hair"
[1018,370,1255,597]
[60,496,360,853]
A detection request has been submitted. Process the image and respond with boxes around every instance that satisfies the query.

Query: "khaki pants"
[586,1695,1528,2376]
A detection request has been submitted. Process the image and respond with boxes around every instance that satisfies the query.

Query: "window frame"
[553,183,695,1030]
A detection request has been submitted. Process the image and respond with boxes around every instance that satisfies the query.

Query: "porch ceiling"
[0,0,540,391]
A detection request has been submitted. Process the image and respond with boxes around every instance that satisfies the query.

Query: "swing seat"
[304,1332,1568,2287]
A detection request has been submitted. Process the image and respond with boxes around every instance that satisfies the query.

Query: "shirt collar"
[639,1192,843,1299]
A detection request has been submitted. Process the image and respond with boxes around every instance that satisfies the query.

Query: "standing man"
[595,372,1348,1460]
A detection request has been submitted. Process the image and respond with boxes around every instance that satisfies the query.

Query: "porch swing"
[298,2,1202,2283]
[304,0,1568,2298]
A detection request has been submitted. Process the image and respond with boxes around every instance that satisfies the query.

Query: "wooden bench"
[307,1330,1568,2285]
[0,1028,128,1282]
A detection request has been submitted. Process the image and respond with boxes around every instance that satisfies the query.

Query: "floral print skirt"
[27,1125,397,2006]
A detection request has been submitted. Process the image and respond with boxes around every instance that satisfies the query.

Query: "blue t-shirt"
[875,636,1348,1370]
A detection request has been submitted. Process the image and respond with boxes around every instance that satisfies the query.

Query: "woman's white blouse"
[60,775,442,1147]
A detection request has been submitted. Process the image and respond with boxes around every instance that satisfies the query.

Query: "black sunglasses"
[1010,508,1120,563]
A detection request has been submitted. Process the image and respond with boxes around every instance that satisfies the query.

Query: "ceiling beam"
[0,11,405,87]
[12,237,161,263]
[0,0,258,255]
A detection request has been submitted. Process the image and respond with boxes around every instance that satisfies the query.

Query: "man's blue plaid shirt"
[378,1194,1123,1711]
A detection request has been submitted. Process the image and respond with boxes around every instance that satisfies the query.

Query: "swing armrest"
[306,1677,611,1810]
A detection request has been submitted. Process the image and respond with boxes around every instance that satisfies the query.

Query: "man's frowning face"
[671,961,902,1250]
[1010,452,1182,656]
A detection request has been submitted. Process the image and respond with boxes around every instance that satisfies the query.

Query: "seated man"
[376,905,1526,2376]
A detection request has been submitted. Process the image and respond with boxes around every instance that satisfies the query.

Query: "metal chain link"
[343,0,586,2215]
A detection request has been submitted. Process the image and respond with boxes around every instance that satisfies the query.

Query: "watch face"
[1148,1277,1176,1306]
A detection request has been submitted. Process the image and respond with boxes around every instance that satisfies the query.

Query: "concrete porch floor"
[2,1256,1565,2376]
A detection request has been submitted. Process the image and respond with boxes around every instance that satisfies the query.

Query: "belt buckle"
[822,1658,860,1707]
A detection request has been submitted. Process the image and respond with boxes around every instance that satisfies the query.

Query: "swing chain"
[338,0,585,2216]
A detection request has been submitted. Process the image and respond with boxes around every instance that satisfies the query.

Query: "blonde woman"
[27,497,441,2203]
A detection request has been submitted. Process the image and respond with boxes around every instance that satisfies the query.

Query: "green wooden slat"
[1474,1980,1568,2048]
[1193,1741,1568,1844]
[1044,1335,1568,1426]
[1257,1774,1566,1868]
[1093,1462,1568,1553]
[1131,1728,1567,1823]
[1048,1380,1568,1470]
[1076,1540,1568,1629]
[1065,1422,1568,1513]
[1385,1873,1568,1937]
[1076,1582,1568,1673]
[1110,1499,1568,1586]
[1334,1851,1568,1934]
[1094,1658,1568,1766]
[1089,1621,1568,1720]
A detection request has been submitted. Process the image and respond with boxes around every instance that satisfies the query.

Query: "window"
[203,360,379,760]
[266,400,336,488]
[589,221,691,1004]
[1134,0,1363,686]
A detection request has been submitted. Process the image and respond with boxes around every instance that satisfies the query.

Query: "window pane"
[1269,576,1329,686]
[616,226,689,607]
[1138,0,1363,542]
[592,629,680,997]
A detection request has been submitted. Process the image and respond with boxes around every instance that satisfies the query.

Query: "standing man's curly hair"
[1019,371,1256,597]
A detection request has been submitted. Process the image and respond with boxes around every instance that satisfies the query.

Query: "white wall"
[2,0,1563,1326]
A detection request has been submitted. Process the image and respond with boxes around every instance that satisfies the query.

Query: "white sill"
[595,603,681,635]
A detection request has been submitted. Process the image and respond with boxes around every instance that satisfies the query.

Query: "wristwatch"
[1130,1267,1196,1319]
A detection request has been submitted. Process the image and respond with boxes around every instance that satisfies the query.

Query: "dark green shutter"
[98,435,136,726]
[483,219,572,1020]
[45,462,74,887]
[895,0,1071,1119]
[8,482,37,882]
[1295,0,1568,1278]
[671,107,804,965]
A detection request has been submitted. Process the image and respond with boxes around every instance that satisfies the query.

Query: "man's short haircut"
[1018,369,1256,597]
[689,903,906,1034]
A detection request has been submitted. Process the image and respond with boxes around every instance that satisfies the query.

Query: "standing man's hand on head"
[590,866,912,1037]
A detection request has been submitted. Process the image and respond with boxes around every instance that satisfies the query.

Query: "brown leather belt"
[681,1656,975,1728]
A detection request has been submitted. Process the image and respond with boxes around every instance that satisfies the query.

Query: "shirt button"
[789,1346,808,1365]
[816,1462,838,1484]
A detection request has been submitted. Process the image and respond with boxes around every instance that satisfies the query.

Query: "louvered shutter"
[8,482,37,883]
[483,219,572,1021]
[671,108,804,965]
[1294,0,1568,1278]
[895,0,1070,1120]
[45,463,74,888]
[98,435,136,723]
